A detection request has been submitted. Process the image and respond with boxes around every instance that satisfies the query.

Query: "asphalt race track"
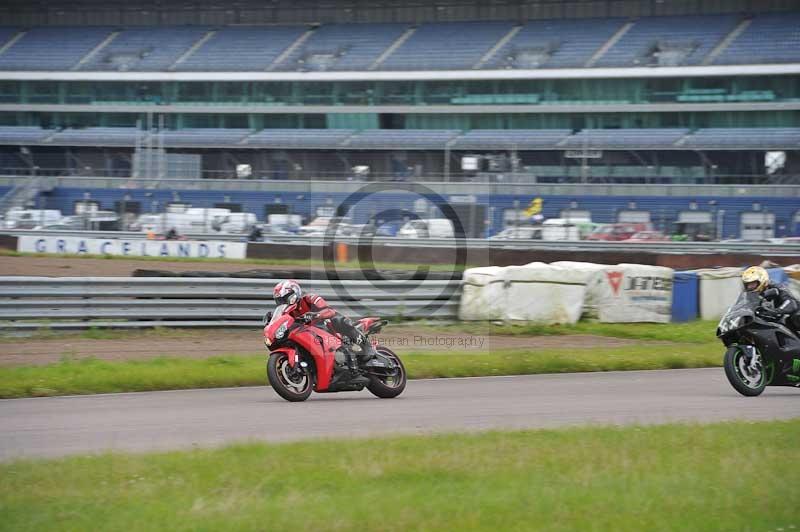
[1,368,797,461]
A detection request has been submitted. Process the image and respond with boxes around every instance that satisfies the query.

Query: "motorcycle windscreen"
[717,291,758,334]
[269,304,288,325]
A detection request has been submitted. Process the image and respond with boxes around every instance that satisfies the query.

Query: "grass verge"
[435,319,718,344]
[0,319,718,344]
[0,343,720,398]
[0,249,466,272]
[1,420,797,532]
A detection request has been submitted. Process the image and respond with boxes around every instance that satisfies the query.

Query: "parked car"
[769,237,800,245]
[489,226,542,240]
[585,223,650,241]
[624,231,671,243]
[671,222,715,242]
[397,218,455,239]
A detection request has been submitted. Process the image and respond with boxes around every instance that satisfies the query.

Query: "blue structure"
[671,271,699,322]
[38,184,800,239]
[1,14,799,71]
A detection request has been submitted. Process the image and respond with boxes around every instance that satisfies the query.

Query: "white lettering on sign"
[18,236,246,260]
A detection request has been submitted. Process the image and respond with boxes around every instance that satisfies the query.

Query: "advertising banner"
[18,236,247,260]
[587,264,674,323]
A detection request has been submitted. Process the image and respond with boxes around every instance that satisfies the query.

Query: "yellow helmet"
[741,266,769,293]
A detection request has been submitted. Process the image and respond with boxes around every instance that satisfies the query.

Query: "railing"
[0,277,462,329]
[4,229,800,254]
[1,175,799,197]
[0,169,797,186]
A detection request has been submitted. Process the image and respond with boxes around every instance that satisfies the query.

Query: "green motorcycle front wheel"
[723,346,768,397]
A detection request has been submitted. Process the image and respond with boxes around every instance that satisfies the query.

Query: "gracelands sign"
[18,236,247,259]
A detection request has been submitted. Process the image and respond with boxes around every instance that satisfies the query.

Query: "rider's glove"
[755,307,780,321]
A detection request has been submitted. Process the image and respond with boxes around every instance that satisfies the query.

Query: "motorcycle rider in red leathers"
[272,279,370,372]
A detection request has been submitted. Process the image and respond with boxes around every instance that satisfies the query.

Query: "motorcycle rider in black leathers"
[742,266,800,374]
[743,266,800,329]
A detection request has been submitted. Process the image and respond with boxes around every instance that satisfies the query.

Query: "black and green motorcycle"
[716,290,800,396]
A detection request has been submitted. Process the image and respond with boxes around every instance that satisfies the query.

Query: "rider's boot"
[356,333,375,361]
[346,348,360,376]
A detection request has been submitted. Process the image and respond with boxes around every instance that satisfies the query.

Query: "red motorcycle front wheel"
[267,352,313,402]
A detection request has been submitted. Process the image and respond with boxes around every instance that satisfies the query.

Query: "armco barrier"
[0,277,461,330]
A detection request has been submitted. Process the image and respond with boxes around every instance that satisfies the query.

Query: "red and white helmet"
[273,279,302,306]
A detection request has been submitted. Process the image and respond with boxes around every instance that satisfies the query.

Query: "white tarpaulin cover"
[460,262,589,324]
[696,267,744,320]
[502,262,587,324]
[458,266,505,321]
[586,264,674,323]
[551,261,610,318]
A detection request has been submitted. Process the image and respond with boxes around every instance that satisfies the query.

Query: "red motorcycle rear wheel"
[366,348,407,399]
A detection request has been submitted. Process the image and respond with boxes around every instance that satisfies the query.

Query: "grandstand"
[0,0,798,239]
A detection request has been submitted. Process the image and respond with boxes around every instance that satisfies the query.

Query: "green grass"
[1,420,797,532]
[0,319,717,344]
[0,343,721,398]
[0,249,466,272]
[435,319,717,344]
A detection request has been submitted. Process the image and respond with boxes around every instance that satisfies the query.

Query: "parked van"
[298,216,354,237]
[131,209,234,235]
[3,209,63,229]
[214,212,258,234]
[397,218,455,239]
[43,210,120,231]
[267,214,302,230]
[541,218,581,241]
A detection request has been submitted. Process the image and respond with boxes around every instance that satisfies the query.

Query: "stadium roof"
[1,0,794,26]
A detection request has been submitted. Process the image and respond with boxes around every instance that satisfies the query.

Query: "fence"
[0,277,461,330]
[5,229,800,255]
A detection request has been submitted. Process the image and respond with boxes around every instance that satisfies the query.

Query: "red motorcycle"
[263,304,407,402]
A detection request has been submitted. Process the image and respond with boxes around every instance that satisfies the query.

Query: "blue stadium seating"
[0,15,797,71]
[0,27,111,70]
[176,26,307,71]
[49,127,142,146]
[347,129,461,149]
[242,129,354,149]
[274,23,408,71]
[451,130,571,149]
[0,126,51,144]
[681,128,800,149]
[562,129,690,149]
[714,13,800,65]
[0,126,798,151]
[0,28,19,48]
[483,18,624,69]
[596,15,738,67]
[79,27,208,71]
[159,129,252,146]
[380,21,513,70]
